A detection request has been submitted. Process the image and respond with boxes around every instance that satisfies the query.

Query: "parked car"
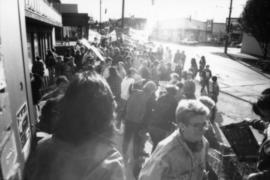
[181,38,199,45]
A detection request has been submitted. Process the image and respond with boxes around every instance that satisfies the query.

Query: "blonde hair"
[176,100,209,124]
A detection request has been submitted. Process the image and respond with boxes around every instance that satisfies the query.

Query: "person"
[247,89,270,180]
[190,58,198,79]
[139,100,210,180]
[148,85,178,150]
[123,81,157,156]
[117,61,127,79]
[24,72,125,180]
[74,50,83,71]
[41,76,69,101]
[102,57,113,79]
[150,60,159,83]
[209,76,220,103]
[183,71,196,99]
[201,65,212,95]
[175,82,185,102]
[139,61,151,80]
[31,74,43,105]
[198,96,220,150]
[198,96,219,180]
[63,49,76,80]
[173,50,181,64]
[45,50,57,79]
[120,68,136,101]
[165,63,173,81]
[199,56,206,76]
[107,67,122,102]
[169,73,180,85]
[157,62,167,81]
[180,50,186,69]
[32,56,45,78]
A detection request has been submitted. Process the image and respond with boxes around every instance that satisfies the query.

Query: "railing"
[25,0,62,25]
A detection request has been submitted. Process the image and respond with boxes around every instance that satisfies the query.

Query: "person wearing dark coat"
[148,85,178,150]
[107,67,122,102]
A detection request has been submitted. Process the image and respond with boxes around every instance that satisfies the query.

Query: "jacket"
[24,135,125,180]
[139,130,209,180]
[126,89,148,124]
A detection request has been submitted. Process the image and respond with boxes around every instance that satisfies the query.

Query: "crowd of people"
[25,36,270,180]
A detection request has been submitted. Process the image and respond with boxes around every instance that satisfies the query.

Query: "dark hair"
[106,57,113,63]
[127,67,136,77]
[252,94,270,118]
[55,72,115,144]
[191,58,197,65]
[262,88,270,95]
[165,85,178,96]
[252,88,270,117]
[176,82,184,89]
[212,76,217,82]
[109,67,118,77]
[56,76,69,86]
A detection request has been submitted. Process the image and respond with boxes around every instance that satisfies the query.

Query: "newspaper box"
[220,121,259,162]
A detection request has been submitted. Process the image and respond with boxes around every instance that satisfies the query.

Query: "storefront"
[61,13,89,41]
[26,19,54,66]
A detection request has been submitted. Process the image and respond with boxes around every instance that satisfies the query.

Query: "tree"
[240,0,270,59]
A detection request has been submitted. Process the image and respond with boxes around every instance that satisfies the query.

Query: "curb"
[220,90,253,105]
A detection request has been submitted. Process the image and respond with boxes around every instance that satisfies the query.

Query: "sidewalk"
[227,51,270,79]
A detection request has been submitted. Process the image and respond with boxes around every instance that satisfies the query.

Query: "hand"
[242,118,252,125]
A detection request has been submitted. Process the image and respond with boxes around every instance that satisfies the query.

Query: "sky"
[61,0,248,23]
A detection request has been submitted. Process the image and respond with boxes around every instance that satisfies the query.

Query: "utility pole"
[121,0,125,29]
[100,0,102,32]
[224,0,233,54]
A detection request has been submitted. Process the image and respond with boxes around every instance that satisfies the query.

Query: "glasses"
[188,121,209,130]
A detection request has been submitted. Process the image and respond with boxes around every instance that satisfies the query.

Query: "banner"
[79,39,104,61]
[88,29,101,43]
[108,30,117,42]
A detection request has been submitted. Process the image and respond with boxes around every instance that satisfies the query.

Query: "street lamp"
[224,0,233,54]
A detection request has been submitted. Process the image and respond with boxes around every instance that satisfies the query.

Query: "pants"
[201,80,210,94]
[122,122,142,159]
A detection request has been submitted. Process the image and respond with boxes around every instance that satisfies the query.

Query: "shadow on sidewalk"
[211,52,270,76]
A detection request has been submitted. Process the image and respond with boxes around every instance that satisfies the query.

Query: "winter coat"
[126,89,148,124]
[24,135,125,180]
[139,130,209,180]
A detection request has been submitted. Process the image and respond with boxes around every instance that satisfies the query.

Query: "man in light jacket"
[139,100,209,180]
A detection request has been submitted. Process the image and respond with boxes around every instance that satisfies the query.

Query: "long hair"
[54,71,115,144]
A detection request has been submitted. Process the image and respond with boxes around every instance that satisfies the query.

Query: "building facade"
[25,0,62,67]
[150,18,207,43]
[241,33,270,57]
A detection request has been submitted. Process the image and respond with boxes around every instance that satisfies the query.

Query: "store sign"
[226,18,242,34]
[206,20,213,32]
[16,103,31,160]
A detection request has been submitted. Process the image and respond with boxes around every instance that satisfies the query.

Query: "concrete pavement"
[158,42,270,103]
